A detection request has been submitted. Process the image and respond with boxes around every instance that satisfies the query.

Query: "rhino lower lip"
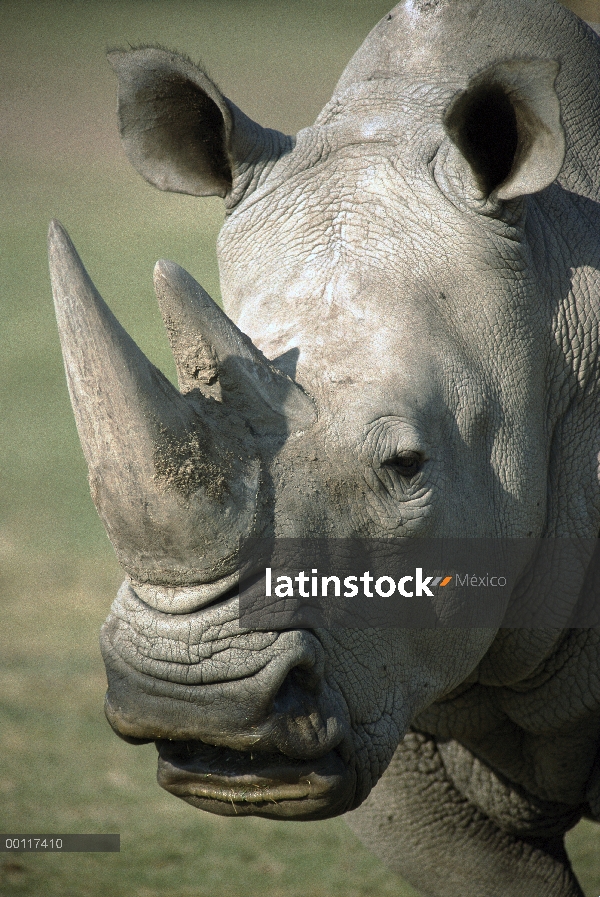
[156,739,353,819]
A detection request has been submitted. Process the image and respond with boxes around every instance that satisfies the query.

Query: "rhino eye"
[383,452,424,479]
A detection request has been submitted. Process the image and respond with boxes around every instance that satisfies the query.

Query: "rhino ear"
[107,47,291,199]
[442,59,565,202]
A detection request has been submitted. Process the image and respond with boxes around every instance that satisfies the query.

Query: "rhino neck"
[415,628,600,808]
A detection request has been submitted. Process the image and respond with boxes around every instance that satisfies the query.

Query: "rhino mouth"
[156,739,354,819]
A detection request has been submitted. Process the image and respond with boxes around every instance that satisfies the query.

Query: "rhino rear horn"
[48,220,261,587]
[153,260,316,436]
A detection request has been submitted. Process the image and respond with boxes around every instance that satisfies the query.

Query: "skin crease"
[48,1,600,895]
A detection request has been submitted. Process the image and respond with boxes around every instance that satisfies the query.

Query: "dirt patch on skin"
[153,423,232,502]
[412,0,444,10]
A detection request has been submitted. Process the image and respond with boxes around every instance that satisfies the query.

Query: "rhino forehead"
[221,87,451,258]
[336,0,600,200]
[219,77,537,323]
[337,0,587,93]
[223,144,545,379]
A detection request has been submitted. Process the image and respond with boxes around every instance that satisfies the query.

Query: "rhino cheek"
[321,627,497,786]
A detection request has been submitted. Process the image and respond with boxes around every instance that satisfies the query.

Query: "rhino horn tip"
[153,258,179,282]
[49,220,105,338]
[48,218,65,243]
[154,258,209,304]
[48,219,78,275]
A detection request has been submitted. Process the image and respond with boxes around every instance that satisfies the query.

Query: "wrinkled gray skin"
[48,1,600,894]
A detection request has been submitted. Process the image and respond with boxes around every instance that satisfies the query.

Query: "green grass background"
[1,2,599,895]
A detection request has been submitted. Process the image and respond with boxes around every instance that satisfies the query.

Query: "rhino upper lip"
[132,573,240,614]
[156,739,352,811]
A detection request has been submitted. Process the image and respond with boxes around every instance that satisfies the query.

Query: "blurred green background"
[1,2,599,895]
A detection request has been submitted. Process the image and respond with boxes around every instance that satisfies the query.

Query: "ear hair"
[107,47,293,201]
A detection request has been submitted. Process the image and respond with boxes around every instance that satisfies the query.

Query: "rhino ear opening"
[108,47,233,197]
[443,59,565,202]
[109,46,289,200]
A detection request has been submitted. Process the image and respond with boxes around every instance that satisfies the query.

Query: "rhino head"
[49,0,600,822]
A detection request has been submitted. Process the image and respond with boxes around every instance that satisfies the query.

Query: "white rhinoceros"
[48,1,600,894]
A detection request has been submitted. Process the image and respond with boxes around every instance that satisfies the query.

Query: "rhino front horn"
[48,220,262,587]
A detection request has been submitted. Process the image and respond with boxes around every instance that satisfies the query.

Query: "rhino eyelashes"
[382,451,424,479]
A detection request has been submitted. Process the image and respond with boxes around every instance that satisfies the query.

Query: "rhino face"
[50,0,600,821]
[217,45,565,548]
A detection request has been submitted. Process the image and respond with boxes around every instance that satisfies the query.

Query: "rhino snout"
[100,582,350,762]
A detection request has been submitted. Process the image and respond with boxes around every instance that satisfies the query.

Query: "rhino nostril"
[272,665,322,717]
